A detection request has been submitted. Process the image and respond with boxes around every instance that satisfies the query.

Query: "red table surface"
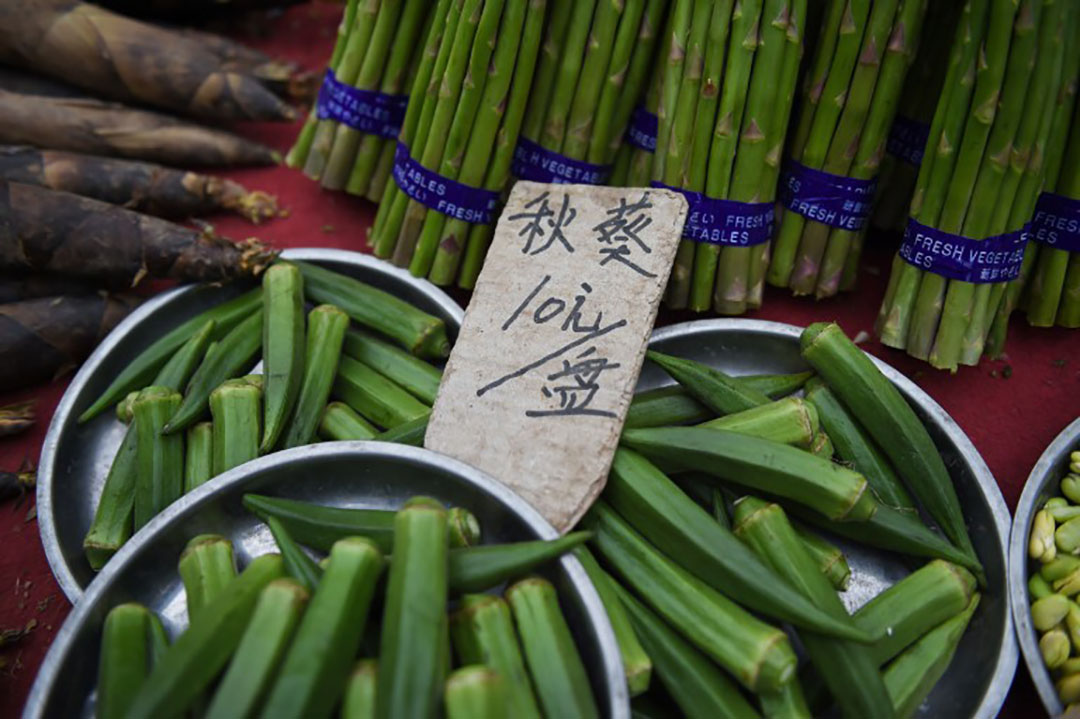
[1,3,1072,715]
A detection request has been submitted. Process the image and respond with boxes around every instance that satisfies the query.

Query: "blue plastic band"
[886,115,929,167]
[898,218,1029,283]
[779,161,877,231]
[511,137,611,185]
[625,107,658,153]
[1031,192,1080,253]
[652,182,774,247]
[315,68,409,139]
[392,143,501,225]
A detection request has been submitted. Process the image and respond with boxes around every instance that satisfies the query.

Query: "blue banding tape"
[315,68,408,140]
[391,143,501,225]
[1030,192,1080,253]
[898,218,1028,283]
[652,182,774,247]
[625,107,658,153]
[779,161,877,231]
[886,115,929,167]
[511,137,611,185]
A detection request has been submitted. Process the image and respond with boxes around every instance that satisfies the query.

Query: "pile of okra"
[81,260,452,570]
[97,494,598,719]
[1026,448,1080,709]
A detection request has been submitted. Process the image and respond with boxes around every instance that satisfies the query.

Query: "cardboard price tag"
[425,181,688,531]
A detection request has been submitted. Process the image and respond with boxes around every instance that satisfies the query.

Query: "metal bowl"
[38,248,465,603]
[644,319,1017,719]
[24,442,627,719]
[1009,417,1080,715]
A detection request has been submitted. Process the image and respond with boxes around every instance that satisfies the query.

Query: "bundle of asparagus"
[369,0,548,287]
[289,0,432,198]
[875,0,1075,370]
[768,0,928,299]
[654,0,806,315]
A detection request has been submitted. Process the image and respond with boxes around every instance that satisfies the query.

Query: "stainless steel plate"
[38,248,465,603]
[644,319,1017,719]
[1009,417,1080,715]
[24,442,628,719]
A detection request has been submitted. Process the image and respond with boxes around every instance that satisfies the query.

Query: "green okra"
[83,425,138,569]
[243,493,396,552]
[153,318,217,394]
[126,553,285,719]
[605,449,872,641]
[98,603,151,719]
[448,506,481,549]
[743,371,816,398]
[698,397,820,448]
[810,431,835,459]
[574,546,652,697]
[343,327,443,404]
[586,501,797,693]
[280,304,350,449]
[80,288,262,423]
[294,260,451,359]
[116,391,139,424]
[133,386,184,531]
[451,595,542,719]
[318,401,378,441]
[184,422,213,493]
[377,497,448,719]
[883,595,980,719]
[444,665,510,719]
[205,578,309,719]
[334,355,430,429]
[267,515,322,592]
[625,385,713,429]
[507,577,600,719]
[759,683,812,719]
[260,263,305,452]
[794,524,851,591]
[373,411,430,445]
[164,309,264,434]
[646,350,771,413]
[732,496,894,719]
[343,660,377,719]
[448,532,592,594]
[146,612,169,669]
[621,426,877,522]
[210,378,261,477]
[178,534,236,625]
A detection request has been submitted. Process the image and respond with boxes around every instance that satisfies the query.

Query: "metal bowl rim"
[24,441,628,719]
[650,318,1017,719]
[37,248,465,604]
[1008,416,1080,715]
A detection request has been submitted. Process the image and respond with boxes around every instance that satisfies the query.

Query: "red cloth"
[1,3,1068,715]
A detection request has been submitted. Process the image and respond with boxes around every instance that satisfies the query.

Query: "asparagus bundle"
[875,0,1074,370]
[767,0,928,299]
[0,0,294,122]
[655,0,806,315]
[369,0,548,287]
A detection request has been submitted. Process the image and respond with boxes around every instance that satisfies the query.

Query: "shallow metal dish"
[644,319,1016,719]
[24,442,627,719]
[1009,417,1080,715]
[38,248,465,603]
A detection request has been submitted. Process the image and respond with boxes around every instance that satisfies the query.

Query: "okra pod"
[743,371,815,398]
[205,578,309,719]
[83,425,138,569]
[698,398,820,448]
[732,497,894,719]
[586,501,798,693]
[116,391,139,424]
[98,603,151,719]
[794,524,851,591]
[448,506,481,549]
[625,385,712,429]
[126,553,285,719]
[294,260,451,358]
[800,323,977,563]
[377,497,448,719]
[803,378,915,512]
[146,612,169,669]
[178,534,236,624]
[448,532,592,594]
[373,411,430,445]
[280,304,350,449]
[243,493,396,552]
[334,355,430,429]
[507,577,599,719]
[883,595,979,719]
[759,684,812,719]
[621,426,877,522]
[612,580,761,719]
[343,328,443,404]
[810,431,835,459]
[343,660,377,719]
[210,378,261,477]
[450,595,542,719]
[267,515,322,592]
[260,264,305,452]
[153,318,217,393]
[646,350,770,413]
[444,665,510,719]
[606,449,872,641]
[318,401,378,441]
[79,288,262,422]
[133,386,183,530]
[164,309,264,434]
[574,547,652,696]
[261,538,383,719]
[184,422,213,493]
